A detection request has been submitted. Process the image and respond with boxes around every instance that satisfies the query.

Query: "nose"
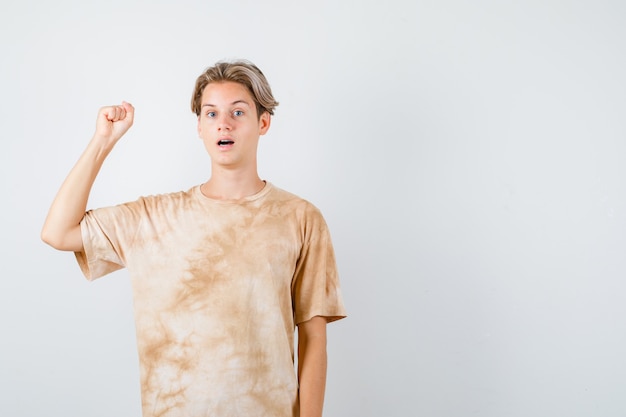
[217,113,232,131]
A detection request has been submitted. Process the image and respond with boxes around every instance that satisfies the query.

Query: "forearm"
[41,137,113,251]
[298,317,328,417]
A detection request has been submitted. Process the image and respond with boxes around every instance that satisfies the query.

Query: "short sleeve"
[292,206,347,325]
[75,202,143,281]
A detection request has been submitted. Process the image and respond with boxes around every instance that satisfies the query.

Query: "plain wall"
[1,0,625,416]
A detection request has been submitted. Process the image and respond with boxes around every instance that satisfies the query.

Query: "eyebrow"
[201,99,251,109]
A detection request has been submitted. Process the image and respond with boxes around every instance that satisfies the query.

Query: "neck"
[201,168,265,200]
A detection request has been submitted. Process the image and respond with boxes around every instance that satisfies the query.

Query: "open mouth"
[218,139,234,146]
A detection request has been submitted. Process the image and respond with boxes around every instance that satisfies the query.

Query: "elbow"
[41,224,53,246]
[41,225,80,252]
[41,227,62,250]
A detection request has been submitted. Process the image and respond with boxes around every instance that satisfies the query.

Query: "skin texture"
[42,82,329,416]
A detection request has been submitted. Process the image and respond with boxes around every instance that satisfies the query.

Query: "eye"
[206,111,216,118]
[233,110,244,117]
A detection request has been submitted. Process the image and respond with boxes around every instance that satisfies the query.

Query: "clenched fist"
[94,101,135,145]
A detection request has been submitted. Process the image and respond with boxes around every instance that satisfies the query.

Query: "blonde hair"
[191,60,279,118]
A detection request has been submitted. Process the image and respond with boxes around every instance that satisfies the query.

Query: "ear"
[197,115,202,137]
[259,111,271,136]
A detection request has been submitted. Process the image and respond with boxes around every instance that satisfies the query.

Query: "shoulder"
[265,184,329,236]
[135,187,196,207]
[267,184,323,216]
[90,187,199,218]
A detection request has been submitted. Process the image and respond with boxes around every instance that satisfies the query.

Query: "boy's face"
[197,81,270,169]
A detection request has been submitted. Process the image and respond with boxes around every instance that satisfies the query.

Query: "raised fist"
[95,101,135,144]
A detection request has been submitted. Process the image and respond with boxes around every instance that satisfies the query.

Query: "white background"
[2,1,626,416]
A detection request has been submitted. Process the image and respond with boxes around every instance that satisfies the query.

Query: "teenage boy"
[41,60,346,417]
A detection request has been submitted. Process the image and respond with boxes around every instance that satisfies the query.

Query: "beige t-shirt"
[75,183,346,417]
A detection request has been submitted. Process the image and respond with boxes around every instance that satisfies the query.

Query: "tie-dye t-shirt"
[75,182,346,417]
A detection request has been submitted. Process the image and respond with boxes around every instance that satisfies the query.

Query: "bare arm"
[41,102,134,252]
[297,316,328,417]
